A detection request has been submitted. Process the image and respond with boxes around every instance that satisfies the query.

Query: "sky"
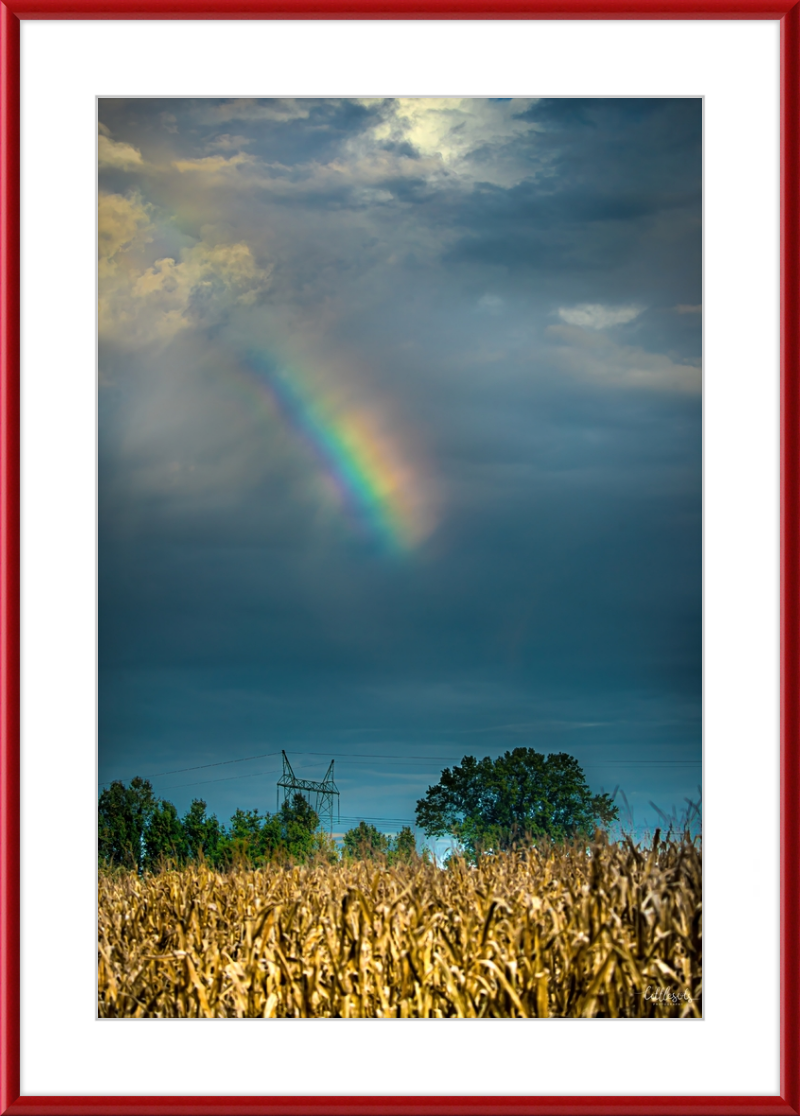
[98,97,702,844]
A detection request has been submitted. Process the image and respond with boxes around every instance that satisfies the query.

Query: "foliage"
[99,830,701,1018]
[100,749,618,877]
[99,781,322,871]
[213,796,323,866]
[388,826,417,864]
[415,747,619,859]
[216,808,265,865]
[278,793,322,862]
[308,829,340,864]
[144,799,186,869]
[342,821,390,860]
[342,822,419,863]
[182,799,222,863]
[98,777,157,871]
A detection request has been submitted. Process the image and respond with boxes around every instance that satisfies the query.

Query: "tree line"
[98,777,419,872]
[99,747,617,872]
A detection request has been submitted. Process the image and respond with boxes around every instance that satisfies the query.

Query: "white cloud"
[98,133,145,171]
[547,323,701,393]
[352,97,545,189]
[557,304,644,330]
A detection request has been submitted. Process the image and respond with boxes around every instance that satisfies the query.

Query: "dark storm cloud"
[444,188,700,320]
[98,98,702,838]
[99,96,383,166]
[437,100,702,328]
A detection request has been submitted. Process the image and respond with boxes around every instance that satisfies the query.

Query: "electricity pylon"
[277,750,340,834]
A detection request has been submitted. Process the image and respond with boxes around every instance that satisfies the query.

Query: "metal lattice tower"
[277,750,340,834]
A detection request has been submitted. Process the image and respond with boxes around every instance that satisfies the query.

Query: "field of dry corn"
[98,832,701,1018]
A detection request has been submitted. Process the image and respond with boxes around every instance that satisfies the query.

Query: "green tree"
[277,793,321,862]
[215,796,321,866]
[144,799,186,868]
[217,808,265,865]
[99,783,327,873]
[181,798,221,864]
[388,826,417,864]
[415,748,618,860]
[343,820,390,860]
[98,777,157,871]
[308,829,340,864]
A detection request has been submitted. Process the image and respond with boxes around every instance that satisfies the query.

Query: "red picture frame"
[1,6,797,1115]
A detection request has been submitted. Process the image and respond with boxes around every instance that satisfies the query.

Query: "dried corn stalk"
[98,832,701,1018]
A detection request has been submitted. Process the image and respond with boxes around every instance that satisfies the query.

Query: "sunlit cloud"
[98,132,146,171]
[98,192,271,345]
[557,304,644,330]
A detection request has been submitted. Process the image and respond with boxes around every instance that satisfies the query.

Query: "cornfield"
[98,831,701,1018]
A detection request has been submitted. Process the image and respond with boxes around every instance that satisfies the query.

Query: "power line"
[99,749,458,788]
[337,815,416,824]
[293,750,477,764]
[582,762,701,767]
[100,749,701,794]
[100,751,282,788]
[98,751,467,791]
[158,768,281,793]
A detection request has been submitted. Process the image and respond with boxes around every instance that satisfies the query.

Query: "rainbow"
[241,354,432,553]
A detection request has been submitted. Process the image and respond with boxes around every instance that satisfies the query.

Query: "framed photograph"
[1,3,797,1114]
